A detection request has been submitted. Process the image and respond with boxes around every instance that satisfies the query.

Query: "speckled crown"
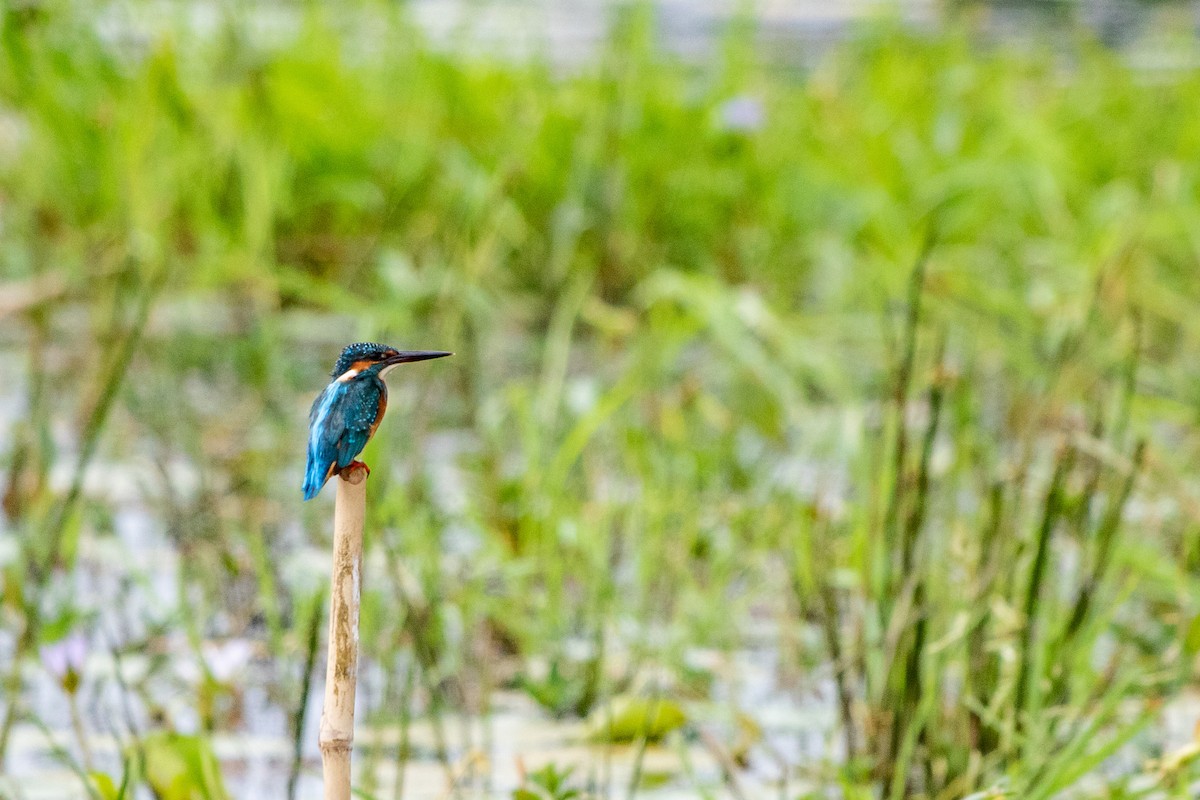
[331,342,396,377]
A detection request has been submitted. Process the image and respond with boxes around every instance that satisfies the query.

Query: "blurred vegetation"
[2,1,1200,798]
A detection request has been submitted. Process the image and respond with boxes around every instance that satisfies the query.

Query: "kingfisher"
[303,342,451,500]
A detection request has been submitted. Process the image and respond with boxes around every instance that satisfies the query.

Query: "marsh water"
[0,355,836,798]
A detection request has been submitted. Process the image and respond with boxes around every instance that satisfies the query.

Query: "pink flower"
[41,631,88,692]
[718,95,765,133]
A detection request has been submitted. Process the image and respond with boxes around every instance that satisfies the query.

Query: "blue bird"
[303,342,451,500]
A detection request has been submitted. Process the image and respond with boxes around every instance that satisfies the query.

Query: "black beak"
[384,350,453,365]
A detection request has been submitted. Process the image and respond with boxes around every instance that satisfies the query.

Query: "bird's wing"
[333,377,384,470]
[303,378,385,500]
[309,386,328,424]
[304,382,343,499]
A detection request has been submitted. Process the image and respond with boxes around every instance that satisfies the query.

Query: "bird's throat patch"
[336,359,376,383]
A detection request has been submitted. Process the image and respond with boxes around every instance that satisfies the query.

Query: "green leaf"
[87,772,119,800]
[587,696,687,744]
[1183,614,1200,657]
[139,732,230,800]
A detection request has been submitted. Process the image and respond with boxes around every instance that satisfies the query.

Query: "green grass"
[2,2,1200,798]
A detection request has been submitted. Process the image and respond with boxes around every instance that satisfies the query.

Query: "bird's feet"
[338,460,371,484]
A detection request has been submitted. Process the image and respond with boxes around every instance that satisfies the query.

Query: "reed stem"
[320,464,368,800]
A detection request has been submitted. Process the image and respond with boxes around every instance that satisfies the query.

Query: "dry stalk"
[320,463,368,800]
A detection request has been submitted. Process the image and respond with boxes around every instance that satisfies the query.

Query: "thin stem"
[290,588,326,800]
[1014,445,1073,726]
[68,690,94,772]
[391,662,416,800]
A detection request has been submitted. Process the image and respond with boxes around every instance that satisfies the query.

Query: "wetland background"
[3,0,1200,797]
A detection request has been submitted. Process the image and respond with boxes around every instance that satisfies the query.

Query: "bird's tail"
[302,454,330,501]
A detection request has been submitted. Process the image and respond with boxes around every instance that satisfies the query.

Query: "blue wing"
[302,378,384,500]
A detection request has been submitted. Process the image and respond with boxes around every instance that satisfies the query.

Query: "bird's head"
[331,342,452,382]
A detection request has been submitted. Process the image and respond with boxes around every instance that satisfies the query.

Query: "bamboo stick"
[320,463,368,800]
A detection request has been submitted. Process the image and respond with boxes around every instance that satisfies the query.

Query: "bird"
[303,342,451,500]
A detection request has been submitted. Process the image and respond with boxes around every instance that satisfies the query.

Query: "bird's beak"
[384,350,453,366]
